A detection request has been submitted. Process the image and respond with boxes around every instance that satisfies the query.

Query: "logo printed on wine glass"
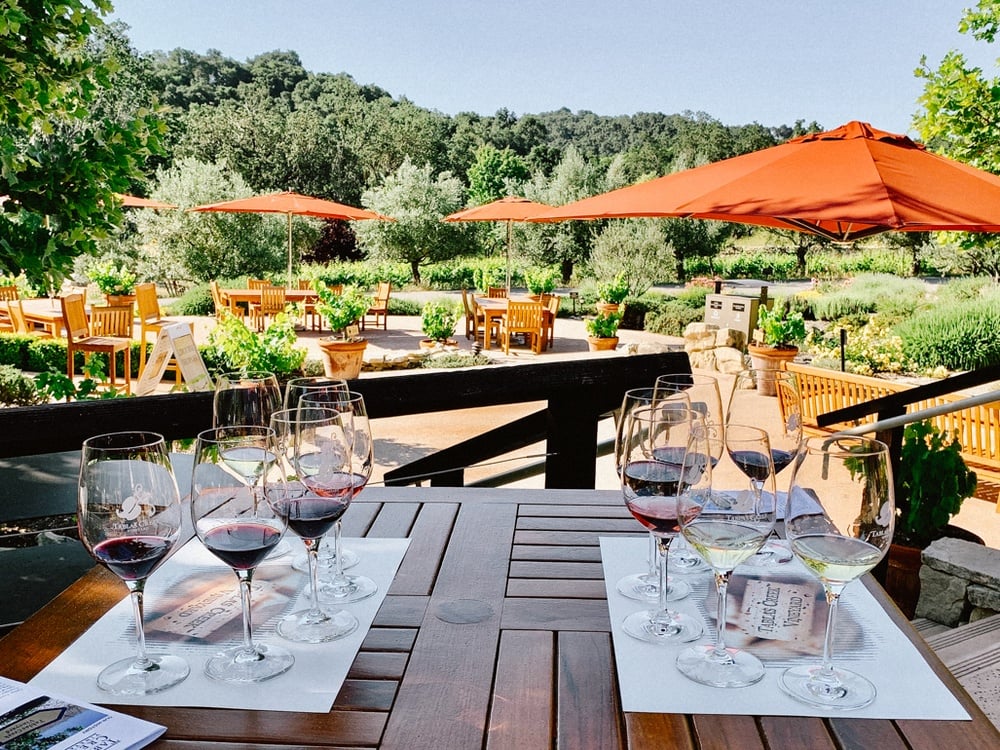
[116,483,154,521]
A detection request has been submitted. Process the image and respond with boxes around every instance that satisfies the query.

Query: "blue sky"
[110,1,996,135]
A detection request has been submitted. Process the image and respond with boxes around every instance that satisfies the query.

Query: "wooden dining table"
[219,287,319,305]
[0,486,996,748]
[19,297,71,337]
[475,295,552,350]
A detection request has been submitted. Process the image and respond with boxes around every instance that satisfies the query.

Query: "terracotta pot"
[595,302,620,316]
[747,344,798,395]
[105,293,136,308]
[587,335,618,352]
[884,525,985,619]
[317,337,368,380]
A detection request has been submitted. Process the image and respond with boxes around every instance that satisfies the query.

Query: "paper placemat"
[31,536,409,712]
[601,536,969,720]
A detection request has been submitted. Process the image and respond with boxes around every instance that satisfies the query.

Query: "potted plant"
[87,259,137,306]
[313,282,371,380]
[524,267,559,299]
[205,310,307,380]
[884,419,980,617]
[419,299,461,349]
[747,301,806,392]
[596,273,629,315]
[585,311,622,351]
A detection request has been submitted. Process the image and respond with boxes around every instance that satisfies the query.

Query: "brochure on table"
[0,676,164,750]
[30,536,409,713]
[600,536,970,720]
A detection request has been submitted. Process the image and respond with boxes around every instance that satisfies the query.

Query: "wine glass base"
[739,539,794,568]
[318,574,378,604]
[277,607,358,643]
[97,654,189,695]
[291,546,360,573]
[204,642,295,683]
[676,643,766,687]
[616,574,692,602]
[622,609,703,644]
[779,664,877,709]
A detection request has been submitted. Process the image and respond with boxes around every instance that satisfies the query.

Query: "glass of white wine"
[780,435,893,710]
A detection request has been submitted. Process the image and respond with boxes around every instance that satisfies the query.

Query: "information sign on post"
[135,323,213,396]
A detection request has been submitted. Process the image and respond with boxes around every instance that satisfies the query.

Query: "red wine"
[624,497,681,536]
[202,522,282,570]
[303,471,368,497]
[623,459,684,497]
[772,448,795,475]
[282,495,349,540]
[728,449,772,481]
[93,536,172,580]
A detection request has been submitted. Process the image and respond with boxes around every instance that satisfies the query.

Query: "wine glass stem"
[332,519,348,585]
[818,587,843,679]
[236,570,259,657]
[306,541,322,613]
[711,571,733,661]
[647,532,657,579]
[127,582,151,669]
[654,536,671,620]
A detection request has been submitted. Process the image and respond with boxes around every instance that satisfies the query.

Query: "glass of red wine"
[267,407,359,643]
[191,425,294,682]
[619,404,704,644]
[613,387,693,601]
[300,390,377,604]
[676,423,777,687]
[727,368,803,565]
[78,431,189,694]
[213,370,282,428]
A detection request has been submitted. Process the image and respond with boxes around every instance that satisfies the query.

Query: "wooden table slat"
[511,543,604,562]
[509,559,606,579]
[557,631,624,749]
[506,579,608,599]
[486,630,554,750]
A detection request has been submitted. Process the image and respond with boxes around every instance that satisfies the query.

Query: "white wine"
[790,534,883,585]
[682,520,768,572]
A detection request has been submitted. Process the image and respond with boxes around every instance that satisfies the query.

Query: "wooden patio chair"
[460,288,481,341]
[249,285,286,331]
[62,295,132,394]
[5,299,49,338]
[0,285,18,331]
[487,286,508,298]
[209,280,241,320]
[247,278,270,290]
[362,281,391,331]
[543,294,561,350]
[135,282,188,385]
[499,300,544,354]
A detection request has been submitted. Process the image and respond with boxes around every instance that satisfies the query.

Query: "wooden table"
[1,486,996,748]
[20,297,70,337]
[475,296,552,350]
[220,288,318,305]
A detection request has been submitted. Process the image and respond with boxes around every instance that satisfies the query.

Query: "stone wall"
[916,538,1000,626]
[682,322,747,374]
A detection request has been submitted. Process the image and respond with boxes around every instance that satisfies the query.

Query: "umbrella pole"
[506,220,512,292]
[287,213,293,288]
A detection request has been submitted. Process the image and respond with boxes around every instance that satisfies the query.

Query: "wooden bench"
[784,362,1000,502]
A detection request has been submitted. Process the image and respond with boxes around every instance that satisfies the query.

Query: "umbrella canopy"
[443,196,552,289]
[190,191,393,286]
[117,193,177,210]
[530,121,1000,241]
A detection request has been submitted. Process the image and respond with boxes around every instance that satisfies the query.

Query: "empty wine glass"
[619,404,704,644]
[726,368,803,565]
[213,370,282,428]
[191,426,294,682]
[301,390,377,604]
[267,407,359,643]
[780,436,894,709]
[613,387,695,602]
[654,372,724,430]
[78,431,189,695]
[676,424,777,687]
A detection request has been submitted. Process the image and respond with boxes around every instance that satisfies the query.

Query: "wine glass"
[191,425,294,682]
[676,424,777,687]
[282,376,355,572]
[726,368,803,565]
[618,404,704,644]
[266,407,359,643]
[301,390,377,604]
[614,387,697,601]
[213,370,282,428]
[780,436,894,709]
[78,431,189,695]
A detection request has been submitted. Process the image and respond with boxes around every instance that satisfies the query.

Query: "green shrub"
[810,274,927,323]
[27,338,66,373]
[388,297,421,316]
[205,312,307,375]
[422,259,479,290]
[805,316,912,375]
[0,334,33,369]
[671,285,709,309]
[934,276,997,304]
[420,299,462,341]
[170,283,214,316]
[0,364,45,405]
[897,296,1000,370]
[644,299,704,336]
[421,352,492,369]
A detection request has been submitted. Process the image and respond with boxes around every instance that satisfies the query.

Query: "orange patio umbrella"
[530,121,1000,241]
[117,193,177,210]
[443,196,553,290]
[191,191,393,286]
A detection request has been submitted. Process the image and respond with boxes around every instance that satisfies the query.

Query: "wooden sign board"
[135,323,213,396]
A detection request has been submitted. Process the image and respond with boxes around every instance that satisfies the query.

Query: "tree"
[0,1,164,290]
[914,0,1000,277]
[354,159,470,284]
[466,145,530,205]
[662,218,736,281]
[589,219,670,295]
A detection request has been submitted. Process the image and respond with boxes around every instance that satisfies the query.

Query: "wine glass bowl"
[780,436,894,709]
[191,426,294,682]
[213,370,282,428]
[619,405,704,644]
[78,431,189,695]
[675,424,777,687]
